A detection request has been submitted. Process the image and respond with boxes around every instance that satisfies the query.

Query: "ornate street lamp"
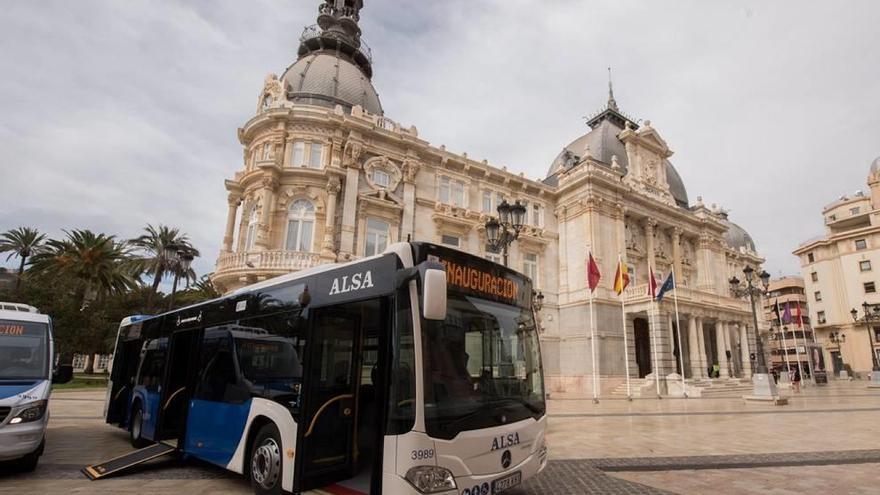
[729,266,778,398]
[849,303,880,385]
[485,199,527,267]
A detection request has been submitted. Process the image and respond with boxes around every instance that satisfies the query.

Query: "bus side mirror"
[422,267,447,321]
[53,364,73,385]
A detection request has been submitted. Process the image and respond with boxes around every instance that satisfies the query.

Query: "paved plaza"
[1,381,878,494]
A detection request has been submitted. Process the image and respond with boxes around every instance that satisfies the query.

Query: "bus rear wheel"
[249,423,283,495]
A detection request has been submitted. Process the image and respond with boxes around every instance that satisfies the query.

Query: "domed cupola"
[718,211,756,253]
[281,1,383,115]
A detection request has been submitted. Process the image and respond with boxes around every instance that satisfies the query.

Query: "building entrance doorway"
[634,318,652,378]
[703,324,718,377]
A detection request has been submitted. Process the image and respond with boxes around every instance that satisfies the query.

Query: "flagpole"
[776,300,792,382]
[798,302,817,385]
[789,303,807,389]
[648,272,661,399]
[588,250,599,404]
[671,267,687,398]
[590,282,599,404]
[619,253,632,401]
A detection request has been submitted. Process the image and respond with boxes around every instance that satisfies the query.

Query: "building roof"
[871,156,880,174]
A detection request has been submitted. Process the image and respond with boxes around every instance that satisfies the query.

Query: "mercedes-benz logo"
[501,449,511,469]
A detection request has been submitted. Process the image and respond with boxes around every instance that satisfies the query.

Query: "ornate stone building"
[213,1,767,396]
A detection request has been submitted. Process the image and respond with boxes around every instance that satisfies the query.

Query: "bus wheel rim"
[252,438,280,489]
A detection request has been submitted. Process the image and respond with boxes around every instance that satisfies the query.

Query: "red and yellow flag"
[613,259,630,295]
[587,252,601,292]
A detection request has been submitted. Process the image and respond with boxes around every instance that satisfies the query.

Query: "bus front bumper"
[0,416,46,461]
[384,444,548,494]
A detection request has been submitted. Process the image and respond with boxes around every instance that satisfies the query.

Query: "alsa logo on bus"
[440,260,519,301]
[329,271,374,295]
[490,432,521,451]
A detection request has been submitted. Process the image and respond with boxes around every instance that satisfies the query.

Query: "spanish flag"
[613,258,630,295]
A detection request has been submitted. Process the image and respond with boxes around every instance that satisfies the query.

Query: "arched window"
[244,207,259,251]
[285,199,315,252]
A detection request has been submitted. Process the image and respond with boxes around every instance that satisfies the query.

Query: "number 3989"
[411,449,434,460]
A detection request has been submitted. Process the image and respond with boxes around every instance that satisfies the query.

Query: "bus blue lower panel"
[184,398,251,467]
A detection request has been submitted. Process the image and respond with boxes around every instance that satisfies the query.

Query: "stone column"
[715,321,729,378]
[696,317,708,378]
[223,193,241,252]
[644,218,657,275]
[688,315,704,378]
[672,227,683,283]
[401,157,420,241]
[256,175,278,250]
[339,139,363,258]
[722,321,734,377]
[321,177,341,261]
[739,322,753,376]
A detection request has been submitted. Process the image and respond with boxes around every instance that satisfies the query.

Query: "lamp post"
[729,266,779,399]
[165,243,194,311]
[849,303,880,386]
[485,199,527,267]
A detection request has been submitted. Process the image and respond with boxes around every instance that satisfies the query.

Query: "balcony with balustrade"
[213,249,324,291]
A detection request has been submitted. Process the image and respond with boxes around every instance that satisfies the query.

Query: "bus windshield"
[421,293,545,439]
[0,320,49,381]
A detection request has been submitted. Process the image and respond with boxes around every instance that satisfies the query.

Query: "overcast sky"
[1,0,878,282]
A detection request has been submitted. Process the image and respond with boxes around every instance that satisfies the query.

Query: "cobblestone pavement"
[1,382,878,494]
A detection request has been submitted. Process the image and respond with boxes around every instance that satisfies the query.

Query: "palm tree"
[0,227,46,294]
[29,230,139,309]
[29,230,139,374]
[130,224,200,310]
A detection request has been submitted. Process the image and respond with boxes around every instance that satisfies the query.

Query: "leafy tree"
[130,224,200,310]
[0,227,46,294]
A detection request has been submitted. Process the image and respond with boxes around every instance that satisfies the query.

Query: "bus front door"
[296,305,362,491]
[155,329,201,444]
[106,338,143,425]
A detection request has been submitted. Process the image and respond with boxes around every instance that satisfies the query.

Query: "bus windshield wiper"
[439,403,494,432]
[492,396,543,414]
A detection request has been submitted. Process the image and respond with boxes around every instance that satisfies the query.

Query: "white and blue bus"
[102,242,547,494]
[0,303,73,471]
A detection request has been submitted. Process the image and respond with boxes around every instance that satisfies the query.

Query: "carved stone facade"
[212,2,768,397]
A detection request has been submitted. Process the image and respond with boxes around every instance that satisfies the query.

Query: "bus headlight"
[404,465,457,493]
[9,400,48,424]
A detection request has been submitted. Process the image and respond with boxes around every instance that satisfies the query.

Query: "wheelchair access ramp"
[81,442,177,480]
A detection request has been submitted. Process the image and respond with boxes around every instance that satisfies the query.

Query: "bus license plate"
[491,471,521,493]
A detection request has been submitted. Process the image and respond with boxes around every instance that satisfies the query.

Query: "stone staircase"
[609,377,754,398]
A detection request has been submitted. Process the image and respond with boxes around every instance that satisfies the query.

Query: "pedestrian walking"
[791,366,801,393]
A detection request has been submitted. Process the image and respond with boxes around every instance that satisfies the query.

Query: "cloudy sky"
[1,0,878,282]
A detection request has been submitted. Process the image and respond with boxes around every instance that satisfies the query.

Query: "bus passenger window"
[138,348,165,392]
[194,335,238,403]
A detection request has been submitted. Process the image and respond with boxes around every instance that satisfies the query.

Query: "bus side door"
[295,304,362,491]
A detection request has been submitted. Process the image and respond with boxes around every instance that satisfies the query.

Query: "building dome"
[720,215,756,252]
[281,1,383,116]
[282,51,382,115]
[545,118,689,207]
[870,156,880,174]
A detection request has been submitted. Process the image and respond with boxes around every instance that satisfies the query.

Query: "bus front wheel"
[249,423,283,495]
[130,405,149,449]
